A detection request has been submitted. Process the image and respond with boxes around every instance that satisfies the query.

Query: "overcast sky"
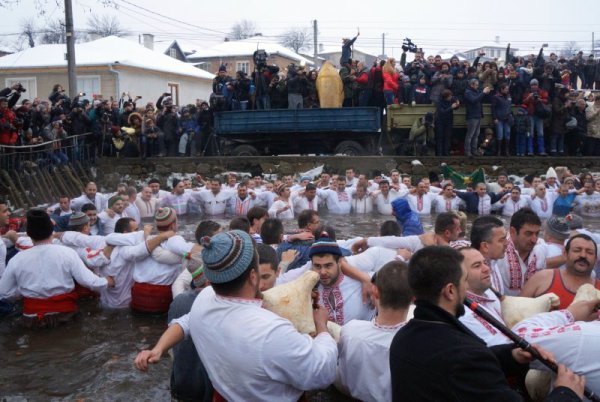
[1,0,599,58]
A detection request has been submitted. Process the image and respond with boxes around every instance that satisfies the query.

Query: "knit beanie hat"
[108,195,123,209]
[566,214,583,230]
[182,251,208,289]
[200,230,255,284]
[26,209,54,241]
[545,216,570,241]
[530,78,539,85]
[68,211,89,228]
[154,207,176,228]
[219,65,227,72]
[309,234,342,258]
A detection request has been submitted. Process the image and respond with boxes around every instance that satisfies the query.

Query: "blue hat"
[200,230,255,284]
[309,234,342,258]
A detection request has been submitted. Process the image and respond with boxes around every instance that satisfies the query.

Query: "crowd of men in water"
[2,164,600,401]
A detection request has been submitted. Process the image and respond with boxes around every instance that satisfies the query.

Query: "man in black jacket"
[390,246,585,402]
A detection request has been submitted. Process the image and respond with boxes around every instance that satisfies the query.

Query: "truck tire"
[231,145,259,156]
[334,141,365,156]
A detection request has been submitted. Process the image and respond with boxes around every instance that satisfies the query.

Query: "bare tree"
[19,17,37,48]
[230,20,258,40]
[280,27,312,54]
[39,19,66,44]
[86,14,127,38]
[562,41,579,58]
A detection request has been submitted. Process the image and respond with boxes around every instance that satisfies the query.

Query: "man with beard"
[311,235,375,325]
[520,234,600,309]
[97,195,126,235]
[496,208,547,296]
[389,246,584,402]
[189,230,337,401]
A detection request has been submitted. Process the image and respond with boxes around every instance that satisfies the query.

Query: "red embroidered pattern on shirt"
[506,237,538,290]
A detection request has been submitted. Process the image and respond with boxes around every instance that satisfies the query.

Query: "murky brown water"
[1,211,599,401]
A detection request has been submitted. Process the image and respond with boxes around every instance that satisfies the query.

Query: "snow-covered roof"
[0,36,213,79]
[188,36,313,65]
[318,45,377,57]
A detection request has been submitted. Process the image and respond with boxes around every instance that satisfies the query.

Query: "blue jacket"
[553,193,577,217]
[392,198,424,236]
[464,87,485,120]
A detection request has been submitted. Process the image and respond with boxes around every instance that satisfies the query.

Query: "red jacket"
[522,88,549,116]
[0,108,17,145]
[383,71,399,92]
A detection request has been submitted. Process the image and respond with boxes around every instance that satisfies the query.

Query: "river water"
[1,211,599,401]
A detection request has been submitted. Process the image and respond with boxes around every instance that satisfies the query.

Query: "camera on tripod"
[402,38,418,53]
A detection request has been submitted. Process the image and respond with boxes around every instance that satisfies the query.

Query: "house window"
[76,75,101,100]
[5,77,37,98]
[236,61,249,74]
[202,62,212,72]
[169,48,177,59]
[167,82,180,106]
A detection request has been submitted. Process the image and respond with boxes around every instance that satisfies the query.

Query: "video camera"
[402,38,418,53]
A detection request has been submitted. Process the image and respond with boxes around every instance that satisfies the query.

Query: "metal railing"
[0,133,95,208]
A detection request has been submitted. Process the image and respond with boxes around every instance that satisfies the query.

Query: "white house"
[0,36,213,106]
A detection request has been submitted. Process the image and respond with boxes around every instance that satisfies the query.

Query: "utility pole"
[313,20,318,68]
[382,33,385,57]
[65,0,77,99]
[593,32,595,54]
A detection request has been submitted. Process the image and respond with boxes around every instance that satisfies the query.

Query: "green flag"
[441,164,486,190]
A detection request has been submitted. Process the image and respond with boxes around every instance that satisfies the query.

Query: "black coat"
[390,300,581,402]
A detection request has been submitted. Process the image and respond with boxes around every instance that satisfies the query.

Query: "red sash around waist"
[131,282,172,314]
[23,291,79,320]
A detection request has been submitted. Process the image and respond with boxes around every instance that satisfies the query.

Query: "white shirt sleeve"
[367,235,422,252]
[169,312,191,338]
[261,322,338,391]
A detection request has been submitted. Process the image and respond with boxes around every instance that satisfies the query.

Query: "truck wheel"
[231,145,259,156]
[334,141,365,156]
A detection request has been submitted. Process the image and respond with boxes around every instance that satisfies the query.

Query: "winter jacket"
[429,72,453,103]
[435,99,454,125]
[491,93,513,122]
[551,96,571,135]
[391,198,424,236]
[464,87,486,120]
[412,85,431,104]
[0,107,17,145]
[383,71,400,93]
[522,89,549,117]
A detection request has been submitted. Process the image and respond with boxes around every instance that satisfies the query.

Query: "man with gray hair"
[463,78,491,156]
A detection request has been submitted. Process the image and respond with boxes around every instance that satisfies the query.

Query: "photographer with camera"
[286,64,307,109]
[522,78,550,156]
[42,118,69,165]
[210,65,232,112]
[156,93,179,156]
[269,73,287,109]
[231,70,252,111]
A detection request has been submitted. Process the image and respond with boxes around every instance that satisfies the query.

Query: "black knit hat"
[26,209,54,241]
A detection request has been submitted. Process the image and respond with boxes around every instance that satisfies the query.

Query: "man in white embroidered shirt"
[337,260,412,402]
[189,230,337,401]
[311,235,375,325]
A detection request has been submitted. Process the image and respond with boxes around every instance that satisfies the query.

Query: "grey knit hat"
[545,216,570,241]
[68,211,89,228]
[200,230,255,284]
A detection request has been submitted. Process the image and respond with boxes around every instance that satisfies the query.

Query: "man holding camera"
[522,78,549,156]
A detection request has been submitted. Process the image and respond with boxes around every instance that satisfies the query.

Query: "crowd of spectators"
[2,42,600,160]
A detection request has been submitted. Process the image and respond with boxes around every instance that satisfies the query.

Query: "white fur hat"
[546,167,558,179]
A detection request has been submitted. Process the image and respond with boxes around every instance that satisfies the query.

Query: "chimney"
[318,43,324,53]
[495,35,500,44]
[142,33,154,50]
